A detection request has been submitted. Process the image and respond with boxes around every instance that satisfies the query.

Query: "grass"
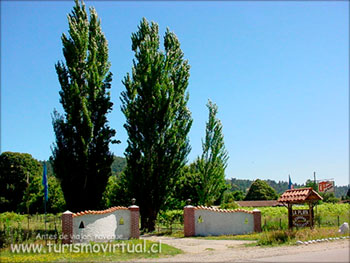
[241,203,350,230]
[195,232,261,241]
[150,229,184,238]
[191,226,349,247]
[0,239,182,262]
[257,226,350,246]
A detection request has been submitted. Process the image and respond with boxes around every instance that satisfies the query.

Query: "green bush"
[220,201,239,210]
[157,210,183,232]
[258,230,296,246]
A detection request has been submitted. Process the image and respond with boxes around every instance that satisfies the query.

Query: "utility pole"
[314,171,318,223]
[26,172,30,230]
[314,171,316,191]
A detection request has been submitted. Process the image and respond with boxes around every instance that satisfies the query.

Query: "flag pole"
[42,162,48,245]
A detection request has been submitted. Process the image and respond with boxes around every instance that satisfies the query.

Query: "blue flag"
[42,163,48,202]
[288,175,293,189]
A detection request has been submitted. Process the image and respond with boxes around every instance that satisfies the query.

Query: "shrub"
[220,201,239,210]
[157,210,183,232]
[257,230,296,246]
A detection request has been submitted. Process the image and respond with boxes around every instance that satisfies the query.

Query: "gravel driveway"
[138,236,350,262]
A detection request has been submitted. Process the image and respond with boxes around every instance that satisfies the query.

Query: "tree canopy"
[121,18,192,231]
[0,152,65,213]
[244,179,278,201]
[51,0,117,211]
[195,100,228,206]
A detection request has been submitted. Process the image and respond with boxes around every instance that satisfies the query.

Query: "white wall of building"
[72,210,131,242]
[194,209,254,236]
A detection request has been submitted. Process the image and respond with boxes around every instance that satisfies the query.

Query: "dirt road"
[139,236,350,262]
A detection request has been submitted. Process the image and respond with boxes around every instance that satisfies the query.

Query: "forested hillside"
[111,156,126,176]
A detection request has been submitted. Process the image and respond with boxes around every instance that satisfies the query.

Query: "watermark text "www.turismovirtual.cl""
[10,241,162,254]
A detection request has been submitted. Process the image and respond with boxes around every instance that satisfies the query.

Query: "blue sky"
[1,1,349,186]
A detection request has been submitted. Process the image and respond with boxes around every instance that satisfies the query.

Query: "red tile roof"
[73,206,128,217]
[195,206,254,214]
[278,187,323,203]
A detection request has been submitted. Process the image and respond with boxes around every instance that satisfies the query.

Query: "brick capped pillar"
[253,209,262,232]
[128,205,140,239]
[62,211,73,244]
[184,205,195,237]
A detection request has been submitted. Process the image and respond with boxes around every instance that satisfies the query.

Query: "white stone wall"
[194,209,254,236]
[72,210,131,243]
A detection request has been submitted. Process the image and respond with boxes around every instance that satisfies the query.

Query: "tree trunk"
[140,207,157,232]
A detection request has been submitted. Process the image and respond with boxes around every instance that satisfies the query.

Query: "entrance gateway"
[278,187,323,229]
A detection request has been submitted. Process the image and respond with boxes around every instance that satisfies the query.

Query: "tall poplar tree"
[52,0,117,211]
[121,18,192,231]
[196,100,229,206]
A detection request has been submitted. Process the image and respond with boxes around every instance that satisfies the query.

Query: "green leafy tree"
[305,179,318,192]
[0,153,66,213]
[320,192,339,203]
[47,175,66,213]
[195,100,229,206]
[111,156,126,176]
[165,163,201,209]
[232,190,245,201]
[244,179,278,200]
[121,18,192,231]
[0,152,42,212]
[51,0,118,211]
[101,173,130,208]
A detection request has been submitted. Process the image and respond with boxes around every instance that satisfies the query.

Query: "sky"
[1,1,349,186]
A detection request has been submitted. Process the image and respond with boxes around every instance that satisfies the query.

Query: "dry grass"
[257,226,349,246]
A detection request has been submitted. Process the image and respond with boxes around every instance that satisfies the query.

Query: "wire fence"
[1,206,349,246]
[257,214,349,231]
[0,213,62,247]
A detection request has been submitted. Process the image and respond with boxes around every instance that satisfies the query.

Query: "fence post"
[337,215,340,227]
[184,204,195,237]
[128,203,140,239]
[62,211,73,244]
[253,209,262,232]
[279,218,282,229]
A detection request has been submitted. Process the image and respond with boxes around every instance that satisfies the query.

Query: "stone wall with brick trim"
[183,206,261,237]
[61,206,139,243]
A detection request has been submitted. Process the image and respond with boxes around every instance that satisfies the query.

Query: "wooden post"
[308,202,313,229]
[288,203,293,229]
[337,215,340,227]
[279,218,282,229]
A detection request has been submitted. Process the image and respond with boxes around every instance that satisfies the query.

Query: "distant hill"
[111,156,127,176]
[227,177,349,198]
[45,155,348,197]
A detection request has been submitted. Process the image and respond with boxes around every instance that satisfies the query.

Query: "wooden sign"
[318,181,334,193]
[292,209,311,227]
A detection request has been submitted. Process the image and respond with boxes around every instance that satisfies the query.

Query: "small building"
[278,187,323,229]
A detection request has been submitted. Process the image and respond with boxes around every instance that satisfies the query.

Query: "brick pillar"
[184,205,195,237]
[62,211,73,244]
[128,205,140,239]
[253,209,262,232]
